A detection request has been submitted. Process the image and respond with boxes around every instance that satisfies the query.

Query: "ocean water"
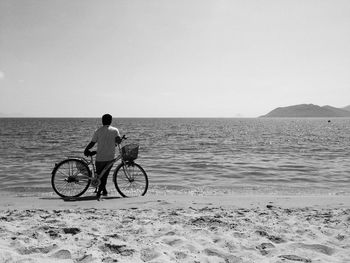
[0,118,349,196]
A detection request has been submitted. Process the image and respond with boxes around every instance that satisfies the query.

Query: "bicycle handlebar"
[116,135,127,146]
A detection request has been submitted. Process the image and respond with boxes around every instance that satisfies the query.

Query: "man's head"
[102,114,112,125]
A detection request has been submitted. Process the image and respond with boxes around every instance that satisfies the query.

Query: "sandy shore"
[0,194,349,263]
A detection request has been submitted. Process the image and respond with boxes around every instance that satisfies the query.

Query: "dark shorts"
[95,160,113,192]
[95,161,113,176]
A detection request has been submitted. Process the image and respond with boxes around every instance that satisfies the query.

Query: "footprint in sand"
[162,237,184,247]
[256,243,275,255]
[50,249,72,260]
[291,243,335,255]
[63,227,81,235]
[278,255,311,262]
[16,244,58,255]
[203,248,243,263]
[101,243,135,257]
[77,254,95,263]
[140,247,161,262]
[255,230,286,244]
[174,250,188,260]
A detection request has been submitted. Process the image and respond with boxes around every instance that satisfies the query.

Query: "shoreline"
[0,193,350,210]
[1,194,349,263]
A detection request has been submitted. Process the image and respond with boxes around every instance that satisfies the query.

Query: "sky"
[0,0,350,117]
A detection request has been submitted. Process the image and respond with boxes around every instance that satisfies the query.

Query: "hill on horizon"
[261,104,350,118]
[342,105,350,112]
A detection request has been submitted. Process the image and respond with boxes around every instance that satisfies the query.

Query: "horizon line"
[0,116,258,119]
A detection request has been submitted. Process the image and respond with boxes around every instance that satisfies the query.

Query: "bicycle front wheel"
[113,162,148,197]
[51,159,91,198]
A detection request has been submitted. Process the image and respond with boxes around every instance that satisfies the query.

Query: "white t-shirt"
[92,125,120,161]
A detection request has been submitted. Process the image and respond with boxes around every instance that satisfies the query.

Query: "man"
[84,114,122,200]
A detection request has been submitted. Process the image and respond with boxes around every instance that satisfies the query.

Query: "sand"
[0,194,349,263]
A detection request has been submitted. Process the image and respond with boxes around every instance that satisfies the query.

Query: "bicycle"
[51,135,148,198]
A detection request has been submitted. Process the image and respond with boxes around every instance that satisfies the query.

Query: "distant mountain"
[261,104,350,118]
[342,105,350,112]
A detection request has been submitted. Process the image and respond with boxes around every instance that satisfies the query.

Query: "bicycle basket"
[121,144,139,161]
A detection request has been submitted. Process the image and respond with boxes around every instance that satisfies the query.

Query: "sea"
[0,118,349,196]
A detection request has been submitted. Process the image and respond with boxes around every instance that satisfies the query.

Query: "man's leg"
[95,161,112,198]
[100,165,111,195]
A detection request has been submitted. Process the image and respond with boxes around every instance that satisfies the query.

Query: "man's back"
[92,125,120,161]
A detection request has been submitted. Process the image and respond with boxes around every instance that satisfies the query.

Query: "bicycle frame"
[84,143,132,184]
[88,154,121,180]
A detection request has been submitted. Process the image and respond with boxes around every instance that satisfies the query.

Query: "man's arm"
[115,136,122,145]
[115,128,122,144]
[84,141,96,156]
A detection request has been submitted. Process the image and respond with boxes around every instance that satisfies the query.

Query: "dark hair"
[102,114,112,125]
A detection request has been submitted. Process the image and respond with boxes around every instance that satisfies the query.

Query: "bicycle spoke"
[57,169,70,178]
[52,159,91,198]
[114,163,148,197]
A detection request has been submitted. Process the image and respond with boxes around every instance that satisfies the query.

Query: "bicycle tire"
[51,158,91,198]
[113,162,148,197]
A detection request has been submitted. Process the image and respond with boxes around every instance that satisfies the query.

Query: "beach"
[1,118,350,262]
[2,0,350,261]
[0,194,349,263]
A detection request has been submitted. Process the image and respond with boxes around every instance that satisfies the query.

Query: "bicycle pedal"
[91,178,100,188]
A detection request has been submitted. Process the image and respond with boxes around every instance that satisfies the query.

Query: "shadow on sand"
[40,196,122,202]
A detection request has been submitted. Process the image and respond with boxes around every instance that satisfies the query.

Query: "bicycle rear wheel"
[113,162,148,197]
[51,158,91,198]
